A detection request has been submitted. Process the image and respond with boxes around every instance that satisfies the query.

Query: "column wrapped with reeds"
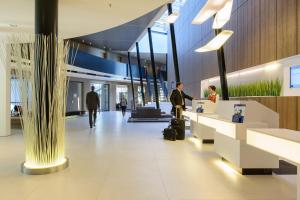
[1,35,69,168]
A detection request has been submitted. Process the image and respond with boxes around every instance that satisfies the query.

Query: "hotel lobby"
[0,0,300,200]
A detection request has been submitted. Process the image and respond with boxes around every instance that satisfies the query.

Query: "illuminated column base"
[21,157,69,175]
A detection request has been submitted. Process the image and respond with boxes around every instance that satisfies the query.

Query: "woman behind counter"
[208,85,217,103]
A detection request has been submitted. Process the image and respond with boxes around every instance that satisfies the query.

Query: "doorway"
[91,83,110,111]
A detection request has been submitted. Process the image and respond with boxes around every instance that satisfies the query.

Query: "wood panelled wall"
[167,0,300,98]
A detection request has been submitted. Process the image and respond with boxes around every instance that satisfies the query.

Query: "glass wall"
[11,78,32,116]
[151,87,167,102]
[137,86,143,106]
[116,85,128,110]
[116,85,128,103]
[66,81,83,113]
[91,83,110,111]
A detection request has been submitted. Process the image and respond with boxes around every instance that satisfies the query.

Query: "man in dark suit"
[86,86,100,128]
[170,82,194,117]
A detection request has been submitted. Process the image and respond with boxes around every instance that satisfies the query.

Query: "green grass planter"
[204,79,282,98]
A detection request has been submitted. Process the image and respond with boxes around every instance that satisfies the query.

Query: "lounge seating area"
[128,106,172,122]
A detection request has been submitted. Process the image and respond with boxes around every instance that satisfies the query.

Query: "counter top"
[197,114,268,140]
[248,128,300,143]
[247,128,300,164]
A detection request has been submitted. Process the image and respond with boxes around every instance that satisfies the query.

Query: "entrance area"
[91,83,110,111]
[116,85,128,110]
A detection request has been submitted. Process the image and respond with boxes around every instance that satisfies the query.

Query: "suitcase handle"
[175,107,182,119]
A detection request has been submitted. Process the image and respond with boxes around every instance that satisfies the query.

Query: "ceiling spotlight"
[166,12,180,24]
[195,30,233,52]
[192,0,231,25]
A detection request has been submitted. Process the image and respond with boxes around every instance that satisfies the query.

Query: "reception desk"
[199,114,278,174]
[183,100,217,143]
[184,100,280,175]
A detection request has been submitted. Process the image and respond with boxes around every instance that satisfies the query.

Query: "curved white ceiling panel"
[0,0,169,38]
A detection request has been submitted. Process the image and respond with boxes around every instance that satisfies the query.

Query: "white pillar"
[109,83,116,111]
[0,43,11,136]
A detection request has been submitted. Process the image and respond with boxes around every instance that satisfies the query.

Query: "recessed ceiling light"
[0,23,18,28]
[9,24,18,28]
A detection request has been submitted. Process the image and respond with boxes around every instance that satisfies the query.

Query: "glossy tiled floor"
[0,112,297,200]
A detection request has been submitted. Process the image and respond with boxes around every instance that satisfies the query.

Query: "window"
[137,86,143,105]
[151,87,167,102]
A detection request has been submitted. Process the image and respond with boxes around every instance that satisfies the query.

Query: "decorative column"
[135,42,145,106]
[20,0,69,175]
[214,28,229,100]
[147,28,160,109]
[127,52,136,110]
[167,3,180,83]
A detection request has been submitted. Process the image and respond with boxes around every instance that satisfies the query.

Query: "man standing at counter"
[170,82,194,118]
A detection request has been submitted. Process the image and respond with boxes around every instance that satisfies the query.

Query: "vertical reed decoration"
[0,35,70,168]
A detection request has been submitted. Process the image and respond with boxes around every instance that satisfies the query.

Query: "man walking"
[86,86,100,128]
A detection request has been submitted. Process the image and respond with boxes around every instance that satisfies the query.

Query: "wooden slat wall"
[259,0,276,64]
[248,0,261,67]
[276,0,297,59]
[276,97,298,130]
[169,0,300,85]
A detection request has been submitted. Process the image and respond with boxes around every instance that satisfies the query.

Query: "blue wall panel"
[70,49,144,78]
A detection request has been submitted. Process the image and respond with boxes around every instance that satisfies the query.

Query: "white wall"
[201,55,300,98]
[0,41,11,136]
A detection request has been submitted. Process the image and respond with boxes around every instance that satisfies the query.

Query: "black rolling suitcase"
[163,127,177,141]
[171,108,185,140]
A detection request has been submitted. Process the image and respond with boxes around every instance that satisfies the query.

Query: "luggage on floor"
[171,118,185,140]
[162,107,185,141]
[163,127,177,141]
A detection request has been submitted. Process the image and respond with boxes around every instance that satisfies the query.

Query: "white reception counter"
[184,100,280,175]
[247,128,300,200]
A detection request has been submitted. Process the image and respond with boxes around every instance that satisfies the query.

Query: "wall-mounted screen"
[290,66,300,88]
